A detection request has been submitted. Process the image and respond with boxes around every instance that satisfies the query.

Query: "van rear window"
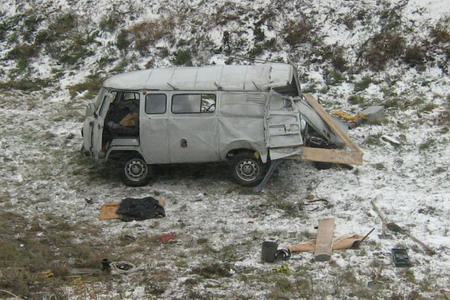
[172,94,216,114]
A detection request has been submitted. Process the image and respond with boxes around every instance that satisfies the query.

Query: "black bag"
[116,197,165,221]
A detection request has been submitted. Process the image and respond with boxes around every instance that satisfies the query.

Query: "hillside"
[0,0,449,299]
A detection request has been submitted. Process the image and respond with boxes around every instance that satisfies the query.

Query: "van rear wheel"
[120,157,152,187]
[231,152,267,187]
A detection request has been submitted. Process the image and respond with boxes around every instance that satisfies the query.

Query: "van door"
[92,92,114,159]
[264,92,304,160]
[140,92,171,164]
[168,93,219,163]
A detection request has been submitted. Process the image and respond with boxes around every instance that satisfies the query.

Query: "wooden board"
[314,218,335,261]
[303,94,362,152]
[287,94,364,165]
[288,147,363,165]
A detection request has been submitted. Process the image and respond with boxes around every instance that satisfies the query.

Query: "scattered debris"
[351,228,375,249]
[289,234,367,252]
[441,289,450,300]
[275,248,292,261]
[391,248,412,267]
[253,160,283,193]
[302,198,332,212]
[314,218,335,261]
[99,197,165,221]
[273,265,292,275]
[368,264,384,287]
[117,197,165,221]
[101,259,111,272]
[333,106,385,128]
[70,268,101,276]
[159,232,177,244]
[110,261,137,274]
[380,135,401,146]
[41,270,54,279]
[261,241,278,263]
[371,199,436,255]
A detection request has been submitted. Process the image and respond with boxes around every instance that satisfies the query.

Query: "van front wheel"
[231,152,267,187]
[120,157,152,187]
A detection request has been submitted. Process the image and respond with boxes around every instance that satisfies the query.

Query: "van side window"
[145,94,167,114]
[172,94,216,114]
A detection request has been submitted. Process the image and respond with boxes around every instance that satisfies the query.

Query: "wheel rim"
[236,159,259,182]
[125,159,148,182]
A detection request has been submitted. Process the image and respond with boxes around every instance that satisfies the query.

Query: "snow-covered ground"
[0,0,449,299]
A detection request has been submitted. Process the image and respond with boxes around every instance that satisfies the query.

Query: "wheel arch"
[223,140,268,163]
[106,148,145,162]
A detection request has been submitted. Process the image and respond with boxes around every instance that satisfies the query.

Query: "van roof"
[103,63,295,91]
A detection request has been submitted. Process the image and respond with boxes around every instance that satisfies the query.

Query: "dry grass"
[0,211,112,298]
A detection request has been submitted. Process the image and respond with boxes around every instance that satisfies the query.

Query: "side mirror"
[85,103,96,117]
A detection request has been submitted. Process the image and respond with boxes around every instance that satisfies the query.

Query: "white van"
[82,63,362,187]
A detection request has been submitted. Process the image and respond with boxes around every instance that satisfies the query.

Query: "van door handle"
[180,139,187,148]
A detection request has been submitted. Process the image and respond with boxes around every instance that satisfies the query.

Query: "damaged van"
[81,63,362,187]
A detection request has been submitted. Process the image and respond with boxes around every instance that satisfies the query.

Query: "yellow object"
[331,110,367,121]
[254,151,260,159]
[41,270,54,279]
[273,265,292,275]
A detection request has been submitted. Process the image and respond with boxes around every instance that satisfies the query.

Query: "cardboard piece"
[288,234,366,253]
[99,202,120,220]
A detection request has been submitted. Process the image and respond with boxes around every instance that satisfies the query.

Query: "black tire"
[231,152,267,187]
[120,157,153,187]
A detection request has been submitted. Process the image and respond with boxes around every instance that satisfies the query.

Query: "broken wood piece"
[99,199,165,220]
[371,199,436,255]
[441,290,450,300]
[403,231,436,255]
[314,218,335,261]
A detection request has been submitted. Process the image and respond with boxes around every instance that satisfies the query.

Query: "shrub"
[213,2,243,26]
[67,74,104,99]
[99,13,121,32]
[46,32,96,65]
[348,95,365,105]
[248,44,264,57]
[6,43,38,61]
[283,19,315,47]
[430,24,450,44]
[354,75,373,92]
[127,19,174,54]
[403,44,427,69]
[384,98,404,109]
[360,32,405,71]
[116,29,132,51]
[0,78,51,92]
[326,70,345,86]
[171,49,192,66]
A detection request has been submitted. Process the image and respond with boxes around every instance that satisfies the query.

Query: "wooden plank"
[314,218,335,261]
[287,147,363,165]
[303,94,363,154]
